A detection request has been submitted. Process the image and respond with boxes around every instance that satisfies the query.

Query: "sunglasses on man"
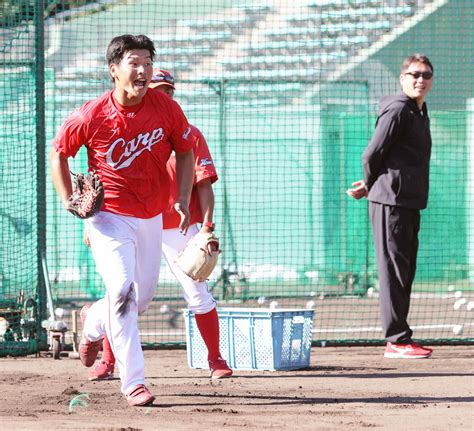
[404,71,433,80]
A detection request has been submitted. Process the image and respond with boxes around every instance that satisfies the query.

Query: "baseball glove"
[67,171,104,219]
[176,232,220,282]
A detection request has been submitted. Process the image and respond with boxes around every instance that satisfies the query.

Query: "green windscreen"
[1,0,472,355]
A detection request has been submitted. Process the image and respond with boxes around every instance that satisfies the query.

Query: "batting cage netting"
[0,0,473,356]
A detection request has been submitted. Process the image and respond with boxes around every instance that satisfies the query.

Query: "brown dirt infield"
[0,346,472,430]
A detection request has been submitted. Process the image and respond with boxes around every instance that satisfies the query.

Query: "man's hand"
[174,198,190,235]
[346,180,368,200]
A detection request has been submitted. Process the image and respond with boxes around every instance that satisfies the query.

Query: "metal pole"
[35,0,48,347]
[217,80,232,298]
[213,79,245,299]
[364,81,371,292]
[218,79,235,263]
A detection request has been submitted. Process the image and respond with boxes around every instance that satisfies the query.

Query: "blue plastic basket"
[184,307,314,371]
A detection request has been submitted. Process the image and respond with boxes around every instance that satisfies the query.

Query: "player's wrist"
[202,221,214,231]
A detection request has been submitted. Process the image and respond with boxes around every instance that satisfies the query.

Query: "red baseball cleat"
[126,385,155,407]
[384,342,432,359]
[413,342,433,353]
[89,360,115,380]
[208,357,233,379]
[79,304,103,367]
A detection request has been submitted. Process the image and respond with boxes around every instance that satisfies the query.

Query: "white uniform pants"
[83,211,163,395]
[162,224,216,314]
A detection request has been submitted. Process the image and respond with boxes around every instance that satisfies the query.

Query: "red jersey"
[53,90,192,218]
[163,124,218,229]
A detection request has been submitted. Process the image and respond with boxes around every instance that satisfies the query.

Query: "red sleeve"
[52,109,88,158]
[168,99,193,154]
[192,126,218,185]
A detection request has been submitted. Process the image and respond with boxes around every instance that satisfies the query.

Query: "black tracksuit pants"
[369,202,420,343]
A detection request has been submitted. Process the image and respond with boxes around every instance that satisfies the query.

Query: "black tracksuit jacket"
[362,92,432,210]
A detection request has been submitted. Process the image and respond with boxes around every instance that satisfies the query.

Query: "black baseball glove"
[67,172,104,219]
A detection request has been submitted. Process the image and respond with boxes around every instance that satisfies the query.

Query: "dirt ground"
[0,346,472,431]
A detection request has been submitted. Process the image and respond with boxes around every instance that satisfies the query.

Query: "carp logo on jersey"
[200,158,213,167]
[106,128,165,170]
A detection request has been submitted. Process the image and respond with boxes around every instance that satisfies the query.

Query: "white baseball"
[452,324,463,335]
[54,307,65,318]
[454,290,463,299]
[160,304,169,314]
[269,300,278,309]
[447,285,455,292]
[306,300,315,309]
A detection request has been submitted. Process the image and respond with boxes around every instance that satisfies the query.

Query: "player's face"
[110,49,153,104]
[400,61,433,106]
[152,84,175,99]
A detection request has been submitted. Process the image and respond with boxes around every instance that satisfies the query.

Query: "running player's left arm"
[50,108,89,211]
[49,147,74,209]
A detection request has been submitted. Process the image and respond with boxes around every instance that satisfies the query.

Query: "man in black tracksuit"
[347,54,434,359]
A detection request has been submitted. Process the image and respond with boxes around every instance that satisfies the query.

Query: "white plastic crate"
[184,307,314,371]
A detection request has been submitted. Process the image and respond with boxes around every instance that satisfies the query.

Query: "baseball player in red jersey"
[88,69,233,381]
[49,35,194,407]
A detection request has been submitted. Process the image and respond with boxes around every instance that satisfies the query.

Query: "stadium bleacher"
[190,0,424,84]
[49,0,434,111]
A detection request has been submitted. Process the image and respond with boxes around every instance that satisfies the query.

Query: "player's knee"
[115,282,137,317]
[187,298,216,314]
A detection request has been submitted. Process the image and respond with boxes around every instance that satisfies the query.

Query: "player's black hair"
[400,54,434,74]
[106,34,156,66]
